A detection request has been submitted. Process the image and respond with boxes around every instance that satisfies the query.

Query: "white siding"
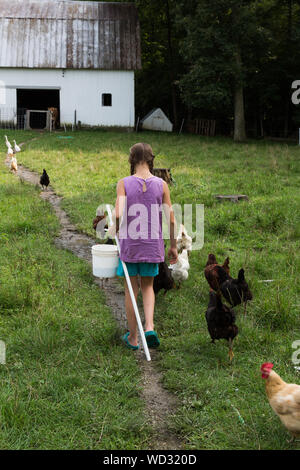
[3,87,16,108]
[0,68,135,127]
[0,85,16,122]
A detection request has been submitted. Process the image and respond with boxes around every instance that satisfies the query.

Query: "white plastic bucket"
[92,244,119,278]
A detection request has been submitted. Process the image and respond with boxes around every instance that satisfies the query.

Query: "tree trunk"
[234,47,246,142]
[260,115,264,138]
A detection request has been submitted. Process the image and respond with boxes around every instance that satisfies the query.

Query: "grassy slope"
[1,129,300,449]
[0,154,150,449]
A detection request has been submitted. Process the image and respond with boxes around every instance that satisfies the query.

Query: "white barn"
[0,0,141,129]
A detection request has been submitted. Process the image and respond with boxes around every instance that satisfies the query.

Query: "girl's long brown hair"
[129,143,155,175]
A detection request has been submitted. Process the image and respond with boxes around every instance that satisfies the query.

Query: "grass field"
[0,148,150,449]
[1,128,300,449]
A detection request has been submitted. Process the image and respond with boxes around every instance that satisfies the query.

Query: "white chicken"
[7,147,14,157]
[176,224,192,255]
[4,135,12,150]
[169,249,190,287]
[10,156,18,173]
[13,140,21,152]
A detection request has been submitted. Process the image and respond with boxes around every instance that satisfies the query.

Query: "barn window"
[102,93,112,107]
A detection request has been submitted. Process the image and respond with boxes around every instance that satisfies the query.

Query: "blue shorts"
[117,259,159,277]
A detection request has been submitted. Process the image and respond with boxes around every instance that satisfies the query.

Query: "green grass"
[1,128,300,449]
[0,156,150,449]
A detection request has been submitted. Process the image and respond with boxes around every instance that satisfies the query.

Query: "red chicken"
[204,253,230,291]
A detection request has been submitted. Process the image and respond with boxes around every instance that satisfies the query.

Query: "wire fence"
[0,107,79,131]
[0,107,23,129]
[58,111,78,132]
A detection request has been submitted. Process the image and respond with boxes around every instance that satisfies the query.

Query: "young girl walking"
[114,142,178,350]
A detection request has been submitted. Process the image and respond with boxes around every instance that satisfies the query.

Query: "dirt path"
[4,151,182,450]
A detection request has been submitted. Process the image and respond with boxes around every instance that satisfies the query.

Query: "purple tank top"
[119,175,165,263]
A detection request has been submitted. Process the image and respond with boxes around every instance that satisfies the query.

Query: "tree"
[177,0,264,141]
[75,0,300,138]
[134,0,184,127]
[245,0,300,137]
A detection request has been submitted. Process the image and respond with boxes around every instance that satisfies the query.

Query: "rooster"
[204,253,230,291]
[205,291,238,361]
[261,363,300,442]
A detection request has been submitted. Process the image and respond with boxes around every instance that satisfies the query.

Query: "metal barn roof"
[0,0,141,70]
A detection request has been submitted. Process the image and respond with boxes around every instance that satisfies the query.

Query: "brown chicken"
[261,363,300,442]
[93,214,107,231]
[152,168,174,185]
[10,156,18,173]
[204,253,230,291]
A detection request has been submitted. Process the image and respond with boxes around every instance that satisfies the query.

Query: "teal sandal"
[121,332,139,350]
[145,331,160,348]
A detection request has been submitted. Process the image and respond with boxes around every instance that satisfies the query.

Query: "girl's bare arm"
[162,181,178,264]
[114,179,126,234]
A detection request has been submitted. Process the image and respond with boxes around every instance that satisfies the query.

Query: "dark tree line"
[81,0,300,140]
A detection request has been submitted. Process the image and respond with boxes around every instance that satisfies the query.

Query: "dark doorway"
[29,112,47,129]
[17,89,60,129]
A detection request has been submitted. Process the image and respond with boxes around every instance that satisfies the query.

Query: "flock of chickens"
[92,207,300,442]
[4,135,20,172]
[3,136,299,443]
[4,135,50,189]
[154,230,300,442]
[152,227,253,361]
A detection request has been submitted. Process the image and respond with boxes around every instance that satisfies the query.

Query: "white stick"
[106,204,151,362]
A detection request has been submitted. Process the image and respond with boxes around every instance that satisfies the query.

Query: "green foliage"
[75,0,300,136]
[177,1,264,113]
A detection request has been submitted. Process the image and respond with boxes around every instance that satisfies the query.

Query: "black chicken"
[214,265,253,309]
[153,261,175,295]
[205,291,238,361]
[104,237,114,245]
[40,169,50,190]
